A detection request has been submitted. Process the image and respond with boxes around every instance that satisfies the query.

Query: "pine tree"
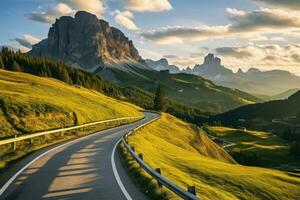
[60,68,70,83]
[0,56,4,69]
[11,61,21,72]
[154,84,168,112]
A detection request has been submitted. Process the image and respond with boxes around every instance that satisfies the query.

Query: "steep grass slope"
[0,69,141,138]
[205,126,299,167]
[128,113,300,200]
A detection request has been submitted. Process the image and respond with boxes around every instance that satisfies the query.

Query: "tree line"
[0,48,121,98]
[0,48,208,125]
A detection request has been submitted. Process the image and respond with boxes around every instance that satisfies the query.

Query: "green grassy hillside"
[212,91,300,125]
[204,126,300,167]
[128,113,300,200]
[0,49,210,126]
[108,65,260,113]
[0,69,141,138]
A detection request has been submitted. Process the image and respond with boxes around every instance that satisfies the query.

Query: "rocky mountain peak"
[29,11,142,72]
[157,58,169,66]
[237,68,244,74]
[75,11,98,21]
[203,53,221,66]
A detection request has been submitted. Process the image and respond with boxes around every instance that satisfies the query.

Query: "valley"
[127,113,300,200]
[204,126,300,169]
[28,11,260,113]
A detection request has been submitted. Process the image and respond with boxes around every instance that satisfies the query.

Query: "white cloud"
[26,0,105,24]
[60,0,105,15]
[252,0,300,10]
[215,47,255,59]
[15,34,41,49]
[226,8,246,16]
[26,3,74,23]
[114,10,139,30]
[163,53,204,68]
[141,25,229,44]
[141,8,300,44]
[227,8,300,32]
[124,0,172,12]
[214,44,300,70]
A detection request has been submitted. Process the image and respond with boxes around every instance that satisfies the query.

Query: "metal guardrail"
[0,116,144,147]
[122,112,201,200]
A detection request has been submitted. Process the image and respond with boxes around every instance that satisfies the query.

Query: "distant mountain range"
[147,53,300,96]
[211,90,300,131]
[145,58,181,74]
[29,11,260,113]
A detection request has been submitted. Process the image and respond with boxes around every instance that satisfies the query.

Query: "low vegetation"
[119,143,171,200]
[128,113,300,200]
[204,126,300,167]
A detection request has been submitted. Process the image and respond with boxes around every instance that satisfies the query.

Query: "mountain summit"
[29,11,142,72]
[185,53,300,96]
[184,53,233,79]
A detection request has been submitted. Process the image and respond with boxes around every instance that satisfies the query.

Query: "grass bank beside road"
[0,69,142,169]
[128,113,300,200]
[0,69,141,138]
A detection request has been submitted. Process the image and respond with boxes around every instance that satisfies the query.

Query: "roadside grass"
[119,143,175,200]
[204,126,300,167]
[0,69,142,170]
[128,113,300,200]
[0,69,141,138]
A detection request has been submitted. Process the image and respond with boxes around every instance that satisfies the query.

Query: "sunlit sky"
[1,0,300,74]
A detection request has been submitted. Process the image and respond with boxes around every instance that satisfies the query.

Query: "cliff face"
[29,11,142,71]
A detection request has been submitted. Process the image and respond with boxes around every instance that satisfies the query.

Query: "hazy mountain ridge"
[27,11,260,113]
[183,54,300,96]
[211,90,300,128]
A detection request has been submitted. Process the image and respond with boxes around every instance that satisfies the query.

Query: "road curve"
[0,111,158,200]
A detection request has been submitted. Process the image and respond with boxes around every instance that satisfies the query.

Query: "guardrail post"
[13,135,17,150]
[138,153,143,161]
[187,185,196,196]
[155,168,163,188]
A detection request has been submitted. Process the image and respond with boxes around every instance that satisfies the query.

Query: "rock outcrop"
[184,53,233,78]
[145,58,181,73]
[29,11,142,72]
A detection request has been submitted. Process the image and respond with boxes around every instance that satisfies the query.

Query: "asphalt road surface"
[0,111,158,200]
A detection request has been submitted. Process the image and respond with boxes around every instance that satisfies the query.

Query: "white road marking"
[111,139,133,200]
[0,130,101,196]
[0,115,149,198]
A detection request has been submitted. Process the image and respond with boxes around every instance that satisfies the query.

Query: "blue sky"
[1,0,300,74]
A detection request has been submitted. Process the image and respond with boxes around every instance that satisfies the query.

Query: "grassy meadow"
[0,69,141,138]
[0,69,142,169]
[205,126,300,167]
[128,113,300,200]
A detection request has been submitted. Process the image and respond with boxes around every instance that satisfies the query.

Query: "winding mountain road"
[0,111,158,200]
